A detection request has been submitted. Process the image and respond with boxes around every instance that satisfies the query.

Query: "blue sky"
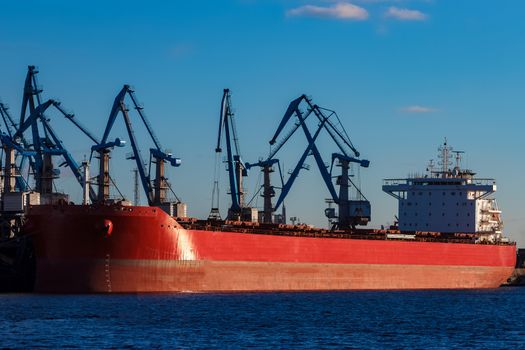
[1,0,525,246]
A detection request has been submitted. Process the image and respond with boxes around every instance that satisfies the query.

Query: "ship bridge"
[382,141,502,235]
[382,177,496,201]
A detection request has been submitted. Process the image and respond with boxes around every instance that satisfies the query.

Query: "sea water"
[1,288,524,349]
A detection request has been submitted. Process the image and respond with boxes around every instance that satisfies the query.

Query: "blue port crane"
[245,158,282,223]
[0,100,37,193]
[92,85,181,206]
[212,89,248,221]
[0,101,18,138]
[5,66,101,200]
[14,98,100,201]
[18,65,46,190]
[250,94,370,229]
[0,101,31,191]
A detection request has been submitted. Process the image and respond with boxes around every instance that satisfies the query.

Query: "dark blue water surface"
[1,288,524,349]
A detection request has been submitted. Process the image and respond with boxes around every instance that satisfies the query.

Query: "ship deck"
[177,218,514,246]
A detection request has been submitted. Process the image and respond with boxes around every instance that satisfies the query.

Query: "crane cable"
[246,169,263,207]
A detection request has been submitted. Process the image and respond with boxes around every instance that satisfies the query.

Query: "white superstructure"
[382,141,503,238]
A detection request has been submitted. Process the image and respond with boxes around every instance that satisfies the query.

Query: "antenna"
[437,139,453,176]
[452,150,464,169]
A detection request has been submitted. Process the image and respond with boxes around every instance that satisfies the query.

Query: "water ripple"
[0,288,524,349]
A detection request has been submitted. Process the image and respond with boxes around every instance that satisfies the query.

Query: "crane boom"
[214,89,247,220]
[119,101,153,204]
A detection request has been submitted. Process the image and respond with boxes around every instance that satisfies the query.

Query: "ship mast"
[437,139,453,177]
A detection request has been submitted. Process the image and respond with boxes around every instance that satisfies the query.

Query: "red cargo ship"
[22,140,516,293]
[4,69,515,292]
[25,203,515,293]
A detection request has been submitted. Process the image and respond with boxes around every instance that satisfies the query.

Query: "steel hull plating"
[26,205,516,293]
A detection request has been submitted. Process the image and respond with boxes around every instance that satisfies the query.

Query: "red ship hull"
[25,204,516,293]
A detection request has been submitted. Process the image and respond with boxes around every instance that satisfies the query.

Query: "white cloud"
[385,7,427,21]
[401,105,437,113]
[287,2,369,20]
